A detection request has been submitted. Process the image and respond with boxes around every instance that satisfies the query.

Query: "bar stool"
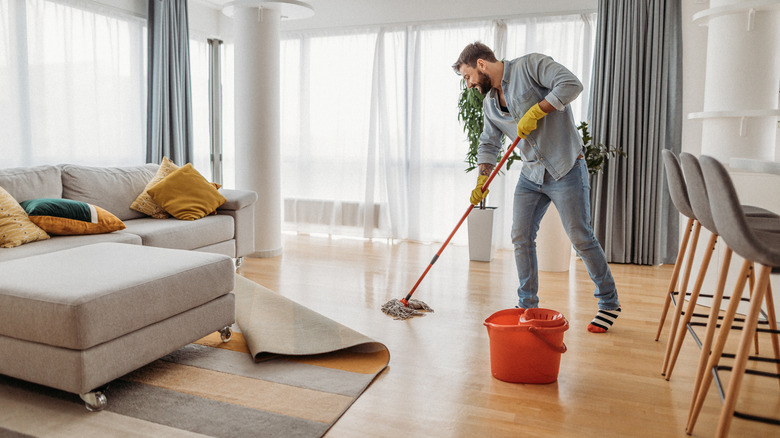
[658,151,702,376]
[674,153,780,414]
[687,155,780,437]
[658,151,778,377]
[660,152,721,380]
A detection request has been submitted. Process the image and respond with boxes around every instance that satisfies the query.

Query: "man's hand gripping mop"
[381,136,521,319]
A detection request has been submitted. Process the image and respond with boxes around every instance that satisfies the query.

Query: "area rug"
[0,275,389,438]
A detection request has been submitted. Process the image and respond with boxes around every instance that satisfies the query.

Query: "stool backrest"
[699,155,780,267]
[680,153,717,233]
[662,150,695,219]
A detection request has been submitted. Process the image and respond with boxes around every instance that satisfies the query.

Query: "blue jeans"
[511,158,620,310]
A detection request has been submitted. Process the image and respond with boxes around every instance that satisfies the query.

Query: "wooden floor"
[238,233,780,437]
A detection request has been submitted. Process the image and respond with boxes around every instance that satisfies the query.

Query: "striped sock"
[587,308,621,333]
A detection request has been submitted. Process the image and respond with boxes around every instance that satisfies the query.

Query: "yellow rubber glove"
[470,175,490,205]
[516,102,548,139]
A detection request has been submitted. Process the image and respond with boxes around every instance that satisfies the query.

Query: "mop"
[382,137,521,320]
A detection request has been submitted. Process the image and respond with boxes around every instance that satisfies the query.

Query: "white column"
[695,0,780,161]
[690,0,780,320]
[234,5,283,258]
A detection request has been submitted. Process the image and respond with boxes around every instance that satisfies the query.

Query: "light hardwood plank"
[238,234,779,437]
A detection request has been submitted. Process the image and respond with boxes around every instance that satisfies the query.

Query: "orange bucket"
[483,308,569,383]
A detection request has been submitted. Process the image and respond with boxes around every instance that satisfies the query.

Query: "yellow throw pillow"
[21,198,126,235]
[147,163,227,221]
[0,186,50,248]
[130,156,179,218]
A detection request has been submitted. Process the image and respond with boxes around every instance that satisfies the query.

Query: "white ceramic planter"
[467,207,498,262]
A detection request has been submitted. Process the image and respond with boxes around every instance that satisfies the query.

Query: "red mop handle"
[401,136,521,305]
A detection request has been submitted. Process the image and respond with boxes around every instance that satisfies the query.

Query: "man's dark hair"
[452,42,498,74]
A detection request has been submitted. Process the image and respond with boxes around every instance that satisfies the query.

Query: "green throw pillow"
[21,198,126,235]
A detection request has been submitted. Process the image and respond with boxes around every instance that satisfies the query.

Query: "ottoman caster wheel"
[219,326,233,343]
[80,390,108,412]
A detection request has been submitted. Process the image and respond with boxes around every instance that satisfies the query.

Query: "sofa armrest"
[217,189,258,211]
[216,189,258,259]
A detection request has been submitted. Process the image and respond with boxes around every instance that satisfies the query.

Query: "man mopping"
[453,42,621,333]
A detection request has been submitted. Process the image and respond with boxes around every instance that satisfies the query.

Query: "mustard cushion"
[0,186,50,248]
[147,164,227,221]
[21,198,126,235]
[130,156,179,218]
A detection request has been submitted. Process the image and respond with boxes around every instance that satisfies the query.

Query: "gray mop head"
[381,298,434,320]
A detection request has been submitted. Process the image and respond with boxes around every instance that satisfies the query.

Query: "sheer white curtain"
[278,31,381,236]
[220,13,596,247]
[0,0,146,168]
[282,14,595,247]
[273,14,597,247]
[189,37,212,180]
[400,22,495,244]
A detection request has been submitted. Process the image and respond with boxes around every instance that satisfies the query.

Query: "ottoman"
[0,242,236,410]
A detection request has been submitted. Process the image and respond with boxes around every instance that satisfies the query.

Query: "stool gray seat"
[687,155,780,437]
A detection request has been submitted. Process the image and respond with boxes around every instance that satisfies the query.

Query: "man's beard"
[477,73,492,94]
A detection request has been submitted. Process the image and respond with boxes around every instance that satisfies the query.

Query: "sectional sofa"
[0,162,258,410]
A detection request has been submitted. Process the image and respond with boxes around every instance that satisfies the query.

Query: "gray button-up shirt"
[477,53,584,184]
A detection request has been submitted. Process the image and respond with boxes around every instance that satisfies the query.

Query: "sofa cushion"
[21,198,125,235]
[0,186,50,248]
[130,156,178,219]
[0,165,62,202]
[0,242,235,350]
[60,163,158,221]
[121,215,234,250]
[147,164,227,220]
[0,232,141,263]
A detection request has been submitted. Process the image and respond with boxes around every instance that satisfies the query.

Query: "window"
[271,14,597,245]
[0,0,146,168]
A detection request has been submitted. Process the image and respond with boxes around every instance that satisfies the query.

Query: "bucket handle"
[529,326,567,354]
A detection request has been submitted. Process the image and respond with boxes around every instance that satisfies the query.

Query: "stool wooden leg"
[716,264,772,437]
[657,217,695,341]
[762,282,780,381]
[663,220,701,375]
[748,265,759,355]
[687,246,732,424]
[687,260,751,435]
[667,232,718,380]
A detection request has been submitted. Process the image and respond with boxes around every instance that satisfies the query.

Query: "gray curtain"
[146,0,193,165]
[588,0,682,265]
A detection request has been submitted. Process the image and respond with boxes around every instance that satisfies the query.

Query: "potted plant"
[577,121,625,175]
